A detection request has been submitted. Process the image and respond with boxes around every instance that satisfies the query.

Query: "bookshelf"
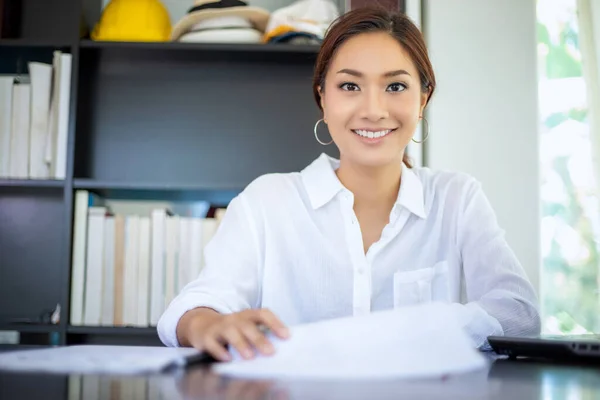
[0,0,404,347]
[0,179,65,188]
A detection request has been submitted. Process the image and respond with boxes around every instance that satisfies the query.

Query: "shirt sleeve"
[454,177,541,348]
[157,194,262,347]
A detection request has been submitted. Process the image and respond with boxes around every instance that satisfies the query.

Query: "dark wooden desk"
[0,350,599,399]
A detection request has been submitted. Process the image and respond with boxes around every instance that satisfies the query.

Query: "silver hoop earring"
[314,118,333,145]
[412,116,430,144]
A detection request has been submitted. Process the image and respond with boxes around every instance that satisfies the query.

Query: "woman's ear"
[318,85,327,123]
[419,86,430,116]
[318,85,325,112]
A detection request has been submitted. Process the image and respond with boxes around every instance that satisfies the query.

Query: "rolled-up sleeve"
[453,178,541,348]
[157,194,262,347]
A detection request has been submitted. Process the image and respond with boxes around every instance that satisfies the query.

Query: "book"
[28,62,53,179]
[0,76,12,177]
[8,82,30,178]
[83,207,111,326]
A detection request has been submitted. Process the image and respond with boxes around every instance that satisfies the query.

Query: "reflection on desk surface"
[1,356,599,400]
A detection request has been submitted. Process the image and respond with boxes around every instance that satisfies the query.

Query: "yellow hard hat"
[91,0,172,42]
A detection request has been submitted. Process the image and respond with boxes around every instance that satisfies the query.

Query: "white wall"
[423,0,540,293]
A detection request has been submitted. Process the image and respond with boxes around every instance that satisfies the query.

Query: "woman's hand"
[181,308,290,362]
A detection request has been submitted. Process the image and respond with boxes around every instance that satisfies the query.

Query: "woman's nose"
[362,90,389,121]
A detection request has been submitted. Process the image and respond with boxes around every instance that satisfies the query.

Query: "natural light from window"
[537,0,599,335]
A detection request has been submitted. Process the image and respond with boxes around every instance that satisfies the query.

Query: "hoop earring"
[314,119,333,145]
[412,116,430,144]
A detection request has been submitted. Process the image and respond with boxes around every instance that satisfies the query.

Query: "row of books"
[70,190,226,327]
[0,51,71,180]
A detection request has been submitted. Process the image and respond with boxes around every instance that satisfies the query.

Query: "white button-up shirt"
[157,153,541,348]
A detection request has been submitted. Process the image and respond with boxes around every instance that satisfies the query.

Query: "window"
[537,0,599,334]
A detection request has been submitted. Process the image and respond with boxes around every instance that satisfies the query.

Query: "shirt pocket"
[393,261,450,307]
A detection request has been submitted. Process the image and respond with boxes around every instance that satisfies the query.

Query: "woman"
[157,6,541,361]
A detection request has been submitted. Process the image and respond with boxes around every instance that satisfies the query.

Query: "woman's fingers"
[194,309,289,363]
[221,326,254,360]
[202,335,232,362]
[253,309,290,339]
[240,322,275,356]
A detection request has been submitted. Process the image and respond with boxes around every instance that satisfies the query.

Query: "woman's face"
[319,31,428,168]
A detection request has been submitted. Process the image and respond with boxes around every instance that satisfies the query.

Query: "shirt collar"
[301,153,427,219]
[396,162,427,219]
[301,153,345,209]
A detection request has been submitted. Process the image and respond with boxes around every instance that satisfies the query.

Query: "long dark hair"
[312,6,436,168]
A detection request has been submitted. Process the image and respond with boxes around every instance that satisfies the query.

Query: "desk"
[0,350,599,399]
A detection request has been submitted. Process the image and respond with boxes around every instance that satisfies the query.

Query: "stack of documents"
[0,345,203,375]
[214,302,487,380]
[0,303,487,379]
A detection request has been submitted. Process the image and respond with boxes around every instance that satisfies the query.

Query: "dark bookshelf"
[80,39,321,53]
[0,324,61,346]
[0,39,73,48]
[0,179,65,188]
[66,326,162,346]
[0,323,61,333]
[0,0,398,347]
[74,179,241,203]
[67,326,157,335]
[74,179,243,192]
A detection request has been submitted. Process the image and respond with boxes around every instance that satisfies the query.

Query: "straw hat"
[171,0,270,41]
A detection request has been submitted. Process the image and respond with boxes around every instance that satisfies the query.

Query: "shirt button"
[358,268,364,274]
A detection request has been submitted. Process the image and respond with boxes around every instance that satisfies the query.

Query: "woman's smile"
[351,128,397,144]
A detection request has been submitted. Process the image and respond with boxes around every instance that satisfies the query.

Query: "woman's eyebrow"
[336,68,411,78]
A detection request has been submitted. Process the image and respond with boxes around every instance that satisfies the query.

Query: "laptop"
[488,334,600,361]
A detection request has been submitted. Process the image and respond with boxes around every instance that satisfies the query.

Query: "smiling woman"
[312,7,435,170]
[157,6,541,363]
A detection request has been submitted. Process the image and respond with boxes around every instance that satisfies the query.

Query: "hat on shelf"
[171,0,271,43]
[263,0,340,44]
[91,0,172,42]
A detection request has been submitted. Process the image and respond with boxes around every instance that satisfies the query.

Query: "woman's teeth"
[353,129,394,139]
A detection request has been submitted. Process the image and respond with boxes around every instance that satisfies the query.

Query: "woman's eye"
[387,83,407,92]
[340,83,360,91]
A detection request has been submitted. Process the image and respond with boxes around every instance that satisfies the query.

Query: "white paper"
[0,345,201,375]
[214,302,487,380]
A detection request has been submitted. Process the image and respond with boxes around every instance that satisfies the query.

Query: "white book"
[27,62,52,179]
[137,217,151,327]
[68,375,81,400]
[98,376,111,400]
[45,51,62,176]
[70,190,89,326]
[123,216,140,326]
[83,207,107,326]
[82,375,99,400]
[177,217,191,293]
[164,216,179,310]
[149,209,168,326]
[133,377,147,400]
[189,218,204,282]
[54,53,71,179]
[70,191,105,326]
[101,216,115,326]
[0,77,13,178]
[120,380,133,400]
[201,219,219,270]
[9,83,31,179]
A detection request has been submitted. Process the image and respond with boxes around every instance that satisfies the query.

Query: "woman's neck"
[335,156,403,211]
